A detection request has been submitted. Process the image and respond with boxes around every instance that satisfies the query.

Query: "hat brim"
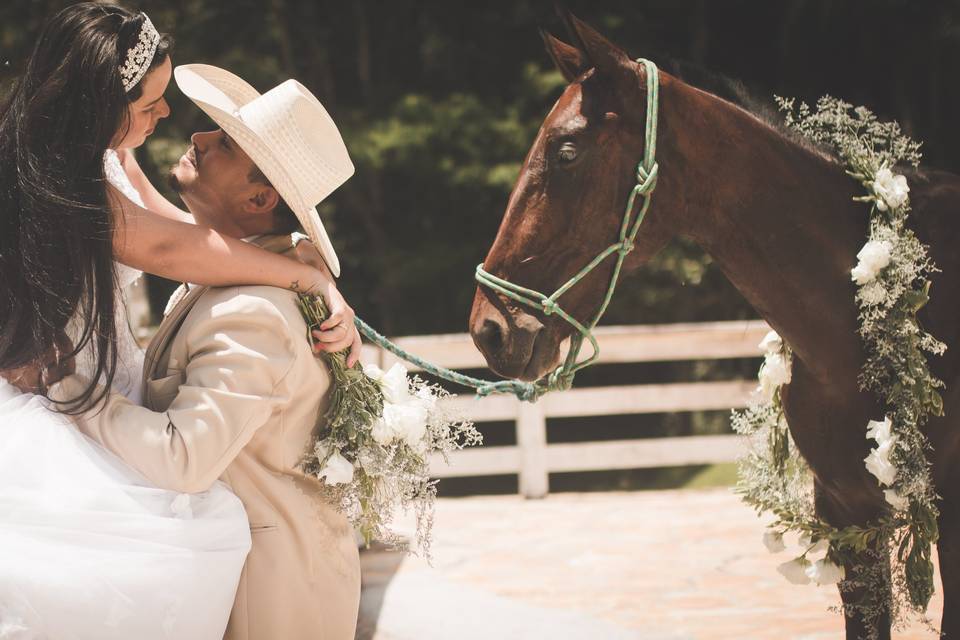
[174,64,343,277]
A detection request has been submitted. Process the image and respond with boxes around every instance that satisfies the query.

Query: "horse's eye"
[557,141,578,164]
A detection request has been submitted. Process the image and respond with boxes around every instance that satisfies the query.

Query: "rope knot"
[547,369,576,392]
[619,238,636,255]
[516,383,539,402]
[541,298,559,316]
[635,161,659,194]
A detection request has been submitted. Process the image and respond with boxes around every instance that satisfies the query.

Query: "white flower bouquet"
[298,296,482,555]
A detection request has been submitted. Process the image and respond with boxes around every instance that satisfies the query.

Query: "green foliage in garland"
[734,96,946,636]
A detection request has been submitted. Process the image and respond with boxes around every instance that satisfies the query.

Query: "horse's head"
[470,16,681,380]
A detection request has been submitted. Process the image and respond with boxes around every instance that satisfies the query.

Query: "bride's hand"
[2,333,75,394]
[294,240,363,367]
[2,361,46,394]
[312,280,362,366]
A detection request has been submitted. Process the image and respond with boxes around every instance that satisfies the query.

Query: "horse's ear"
[540,30,588,83]
[566,13,633,83]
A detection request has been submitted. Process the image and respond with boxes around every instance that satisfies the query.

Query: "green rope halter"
[356,58,660,402]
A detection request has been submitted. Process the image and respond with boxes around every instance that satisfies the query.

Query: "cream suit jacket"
[52,235,360,640]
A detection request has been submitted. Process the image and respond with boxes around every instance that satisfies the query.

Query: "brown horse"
[468,14,960,640]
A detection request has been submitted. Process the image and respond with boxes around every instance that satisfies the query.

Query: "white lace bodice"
[103,149,146,288]
[72,151,148,403]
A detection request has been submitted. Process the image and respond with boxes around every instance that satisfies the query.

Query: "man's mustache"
[187,145,200,169]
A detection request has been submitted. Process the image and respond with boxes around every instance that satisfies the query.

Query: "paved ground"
[357,489,943,640]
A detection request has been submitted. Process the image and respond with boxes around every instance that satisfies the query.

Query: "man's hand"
[294,239,362,367]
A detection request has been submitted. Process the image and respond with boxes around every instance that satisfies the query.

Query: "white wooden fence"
[361,320,771,498]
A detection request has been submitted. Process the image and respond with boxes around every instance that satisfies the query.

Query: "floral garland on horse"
[734,96,945,631]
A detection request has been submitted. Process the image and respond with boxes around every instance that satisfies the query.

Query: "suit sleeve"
[50,290,299,493]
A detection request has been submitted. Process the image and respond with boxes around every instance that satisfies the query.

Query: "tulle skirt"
[0,381,251,639]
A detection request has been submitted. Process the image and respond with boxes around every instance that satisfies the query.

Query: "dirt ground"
[356,489,943,640]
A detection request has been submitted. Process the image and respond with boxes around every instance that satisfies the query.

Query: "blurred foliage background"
[3,0,958,491]
[2,0,958,336]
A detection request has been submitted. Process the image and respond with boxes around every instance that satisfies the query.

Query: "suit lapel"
[141,283,209,405]
[139,234,297,405]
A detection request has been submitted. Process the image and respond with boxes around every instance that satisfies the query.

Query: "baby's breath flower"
[737,96,943,633]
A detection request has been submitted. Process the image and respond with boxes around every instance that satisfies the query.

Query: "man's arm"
[50,290,300,493]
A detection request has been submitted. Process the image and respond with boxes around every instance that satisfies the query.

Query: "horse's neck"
[661,80,865,384]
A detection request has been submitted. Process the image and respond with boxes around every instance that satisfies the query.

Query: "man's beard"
[167,166,184,194]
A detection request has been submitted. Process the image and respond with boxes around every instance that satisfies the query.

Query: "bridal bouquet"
[297,296,481,556]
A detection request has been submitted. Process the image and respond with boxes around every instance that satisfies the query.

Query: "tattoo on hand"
[290,280,301,292]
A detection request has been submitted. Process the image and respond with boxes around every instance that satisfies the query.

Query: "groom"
[51,65,360,640]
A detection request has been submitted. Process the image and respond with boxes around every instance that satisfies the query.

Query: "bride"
[0,3,357,637]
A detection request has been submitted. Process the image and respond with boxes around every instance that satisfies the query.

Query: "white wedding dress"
[0,150,251,640]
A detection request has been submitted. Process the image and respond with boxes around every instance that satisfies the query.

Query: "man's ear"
[245,184,280,215]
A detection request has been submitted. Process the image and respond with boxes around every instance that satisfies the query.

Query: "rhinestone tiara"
[118,14,161,93]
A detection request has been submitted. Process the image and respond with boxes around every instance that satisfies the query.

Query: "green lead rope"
[354,317,543,401]
[354,59,660,402]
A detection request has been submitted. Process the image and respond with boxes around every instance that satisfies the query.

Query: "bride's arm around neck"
[108,184,331,295]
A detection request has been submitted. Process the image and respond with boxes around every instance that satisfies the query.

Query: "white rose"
[850,263,873,285]
[762,530,786,553]
[850,240,893,285]
[758,379,775,404]
[884,489,910,511]
[370,414,398,446]
[798,533,828,554]
[805,539,829,556]
[777,558,812,585]
[859,282,888,306]
[805,558,845,586]
[865,416,893,445]
[872,167,909,211]
[312,441,331,465]
[864,440,897,486]
[858,241,894,271]
[758,353,792,402]
[363,363,385,382]
[381,363,411,404]
[383,401,428,447]
[762,353,792,387]
[758,375,782,404]
[317,450,355,485]
[758,330,783,355]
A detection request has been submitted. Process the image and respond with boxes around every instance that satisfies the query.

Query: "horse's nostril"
[477,319,505,355]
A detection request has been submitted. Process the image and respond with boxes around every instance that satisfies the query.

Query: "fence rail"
[361,319,771,497]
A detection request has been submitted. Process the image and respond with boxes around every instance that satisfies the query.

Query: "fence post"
[517,401,548,498]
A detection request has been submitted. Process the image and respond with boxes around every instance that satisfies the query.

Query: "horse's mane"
[657,57,954,186]
[656,56,840,164]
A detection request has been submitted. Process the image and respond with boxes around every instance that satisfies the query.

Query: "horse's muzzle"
[470,297,552,380]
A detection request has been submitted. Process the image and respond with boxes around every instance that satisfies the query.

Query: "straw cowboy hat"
[174,64,354,277]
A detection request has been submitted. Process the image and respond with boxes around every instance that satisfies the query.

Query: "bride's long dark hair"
[0,3,172,412]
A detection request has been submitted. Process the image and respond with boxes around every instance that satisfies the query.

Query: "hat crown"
[174,64,352,277]
[237,81,352,207]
